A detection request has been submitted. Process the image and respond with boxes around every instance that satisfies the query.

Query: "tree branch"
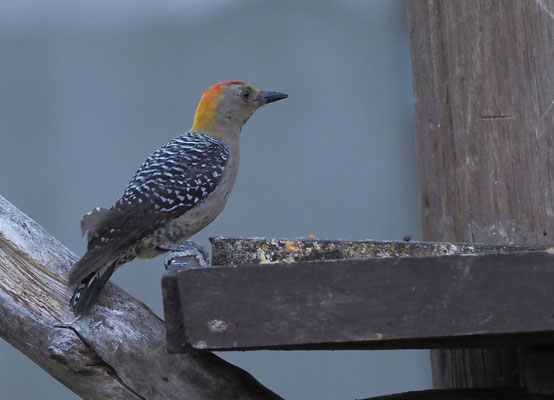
[0,194,282,400]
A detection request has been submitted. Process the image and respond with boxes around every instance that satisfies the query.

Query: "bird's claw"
[163,241,211,270]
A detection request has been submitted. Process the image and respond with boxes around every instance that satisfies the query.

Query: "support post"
[408,0,554,391]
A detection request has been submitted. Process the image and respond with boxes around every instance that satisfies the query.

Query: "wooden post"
[408,0,554,391]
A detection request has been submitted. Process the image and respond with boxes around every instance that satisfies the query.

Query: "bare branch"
[0,194,282,400]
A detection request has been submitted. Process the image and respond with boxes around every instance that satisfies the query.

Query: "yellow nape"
[191,81,245,134]
[191,85,224,134]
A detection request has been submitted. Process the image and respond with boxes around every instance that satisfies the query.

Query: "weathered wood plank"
[0,194,282,400]
[408,0,554,390]
[166,250,554,352]
[209,237,545,266]
[162,260,200,354]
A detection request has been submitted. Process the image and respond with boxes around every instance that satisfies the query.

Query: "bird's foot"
[163,241,211,270]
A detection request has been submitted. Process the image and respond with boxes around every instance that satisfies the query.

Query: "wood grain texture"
[408,0,554,391]
[409,0,554,244]
[167,251,554,351]
[0,195,282,400]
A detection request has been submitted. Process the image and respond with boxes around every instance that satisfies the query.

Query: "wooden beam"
[164,250,554,352]
[408,0,554,390]
[0,195,282,400]
[359,388,554,400]
[521,348,554,395]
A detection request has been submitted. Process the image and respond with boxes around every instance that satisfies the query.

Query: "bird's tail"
[70,262,117,315]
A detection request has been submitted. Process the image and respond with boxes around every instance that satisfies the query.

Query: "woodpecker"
[68,81,287,315]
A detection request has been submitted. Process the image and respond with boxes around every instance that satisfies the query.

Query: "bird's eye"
[240,89,250,100]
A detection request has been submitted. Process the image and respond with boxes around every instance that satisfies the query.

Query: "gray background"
[0,1,431,399]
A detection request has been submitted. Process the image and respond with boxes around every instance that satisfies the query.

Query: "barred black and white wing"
[68,132,230,287]
[116,133,229,214]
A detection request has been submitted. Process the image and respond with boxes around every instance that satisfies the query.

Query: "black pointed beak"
[257,90,288,106]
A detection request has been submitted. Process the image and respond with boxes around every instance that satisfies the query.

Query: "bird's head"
[191,81,287,141]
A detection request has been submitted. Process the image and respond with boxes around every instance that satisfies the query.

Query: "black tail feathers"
[70,263,116,315]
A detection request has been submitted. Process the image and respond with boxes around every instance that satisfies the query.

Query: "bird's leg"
[162,240,211,270]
